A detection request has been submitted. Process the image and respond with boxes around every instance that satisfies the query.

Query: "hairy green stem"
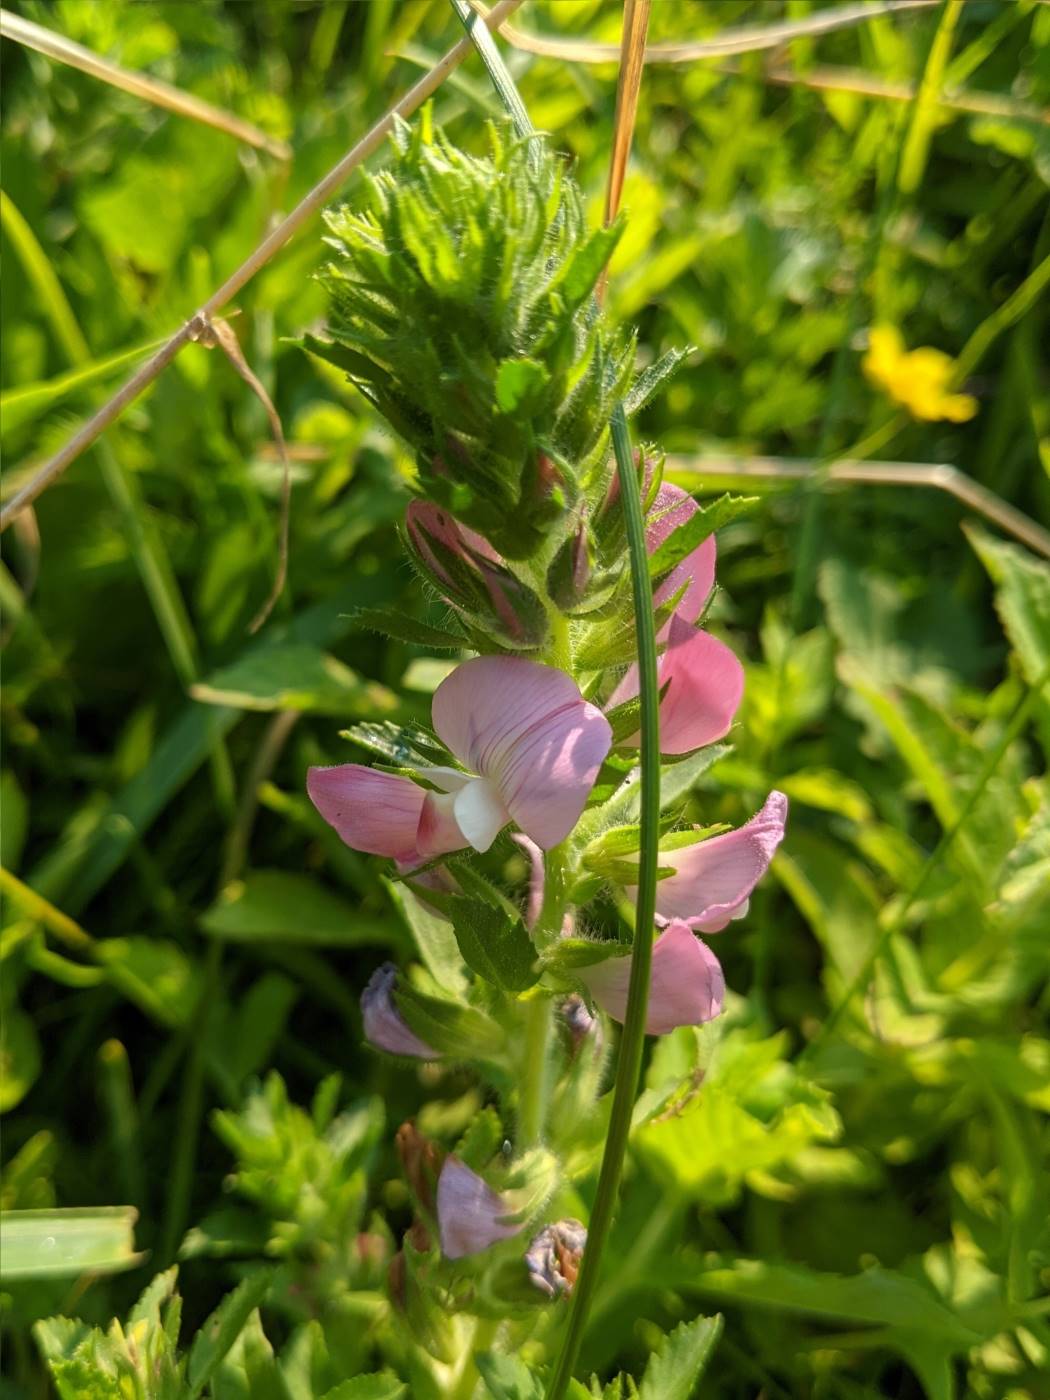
[519,996,554,1148]
[545,405,660,1398]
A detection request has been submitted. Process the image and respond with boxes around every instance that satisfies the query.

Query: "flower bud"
[404,501,548,649]
[436,1157,524,1260]
[362,964,438,1059]
[546,519,591,612]
[396,1121,443,1214]
[525,1219,587,1298]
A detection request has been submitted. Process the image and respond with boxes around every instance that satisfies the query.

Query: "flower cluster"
[304,120,786,1321]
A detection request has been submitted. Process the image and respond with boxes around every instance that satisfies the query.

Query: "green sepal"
[647,492,758,579]
[394,983,506,1059]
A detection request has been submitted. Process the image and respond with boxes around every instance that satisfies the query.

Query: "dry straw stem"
[493,0,939,64]
[0,0,524,534]
[664,455,1050,560]
[0,9,292,160]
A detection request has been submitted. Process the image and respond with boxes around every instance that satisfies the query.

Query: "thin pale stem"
[0,0,524,532]
[0,10,291,159]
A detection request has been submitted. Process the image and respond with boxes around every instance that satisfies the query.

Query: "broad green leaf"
[192,643,400,716]
[449,899,539,992]
[637,1313,723,1400]
[0,337,162,433]
[685,1256,983,1347]
[1,1207,141,1278]
[187,1269,275,1397]
[202,870,398,947]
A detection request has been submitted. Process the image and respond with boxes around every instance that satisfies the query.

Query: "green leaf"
[540,937,629,973]
[385,882,468,995]
[637,1314,723,1400]
[0,1003,41,1112]
[623,347,691,418]
[1,1207,141,1278]
[94,937,200,1028]
[476,1352,544,1400]
[449,899,539,991]
[647,493,757,577]
[201,870,398,948]
[965,524,1050,688]
[0,770,28,871]
[575,744,730,842]
[496,357,551,414]
[187,1269,275,1398]
[319,1374,408,1400]
[685,1256,983,1347]
[352,607,470,650]
[394,982,505,1059]
[192,643,400,716]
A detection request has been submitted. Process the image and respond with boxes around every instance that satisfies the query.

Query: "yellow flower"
[863,325,977,423]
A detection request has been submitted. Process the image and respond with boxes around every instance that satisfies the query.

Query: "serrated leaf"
[187,1269,275,1397]
[449,899,539,991]
[637,1314,723,1400]
[341,720,452,768]
[648,493,757,577]
[574,745,730,843]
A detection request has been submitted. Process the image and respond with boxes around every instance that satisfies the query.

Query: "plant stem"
[545,404,660,1399]
[519,996,553,1148]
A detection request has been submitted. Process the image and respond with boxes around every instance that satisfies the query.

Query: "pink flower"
[437,1157,524,1259]
[361,963,437,1059]
[578,920,725,1035]
[608,613,744,754]
[647,483,716,634]
[637,791,788,932]
[308,657,612,862]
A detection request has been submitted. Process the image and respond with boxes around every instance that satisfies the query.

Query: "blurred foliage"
[1,1,1049,1397]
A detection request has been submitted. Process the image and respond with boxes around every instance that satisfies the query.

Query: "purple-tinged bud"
[404,501,547,648]
[362,964,438,1058]
[525,1219,587,1298]
[436,1157,524,1260]
[546,519,591,612]
[560,995,598,1052]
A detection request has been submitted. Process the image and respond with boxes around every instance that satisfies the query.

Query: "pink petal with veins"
[432,657,611,849]
[579,921,725,1035]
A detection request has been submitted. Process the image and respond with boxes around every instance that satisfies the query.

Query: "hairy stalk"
[545,405,660,1398]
